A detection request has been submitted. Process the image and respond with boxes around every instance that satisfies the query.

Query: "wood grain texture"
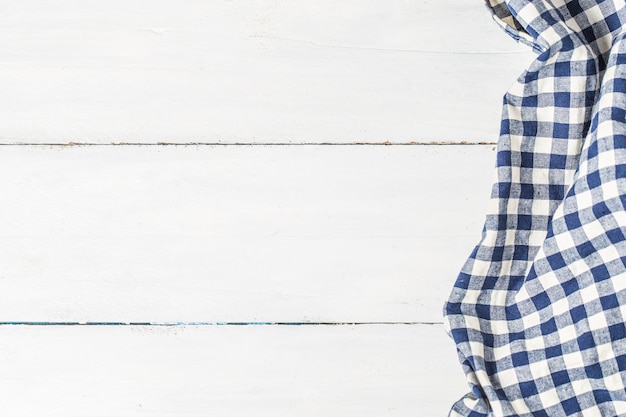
[0,0,534,144]
[0,144,495,323]
[0,323,467,417]
[0,1,531,413]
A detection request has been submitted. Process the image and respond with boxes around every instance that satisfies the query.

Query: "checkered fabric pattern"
[444,1,626,416]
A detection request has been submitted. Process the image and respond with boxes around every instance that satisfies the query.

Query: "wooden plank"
[0,0,534,144]
[0,323,467,417]
[0,144,495,323]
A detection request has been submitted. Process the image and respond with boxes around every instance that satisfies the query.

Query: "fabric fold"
[444,1,626,415]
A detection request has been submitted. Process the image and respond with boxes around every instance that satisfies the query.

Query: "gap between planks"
[0,321,442,326]
[0,141,497,146]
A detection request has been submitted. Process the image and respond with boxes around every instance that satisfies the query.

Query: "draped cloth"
[443,1,626,415]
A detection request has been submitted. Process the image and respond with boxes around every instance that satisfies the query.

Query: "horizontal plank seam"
[0,141,496,146]
[0,321,443,326]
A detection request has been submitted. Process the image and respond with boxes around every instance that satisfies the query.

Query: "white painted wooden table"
[0,1,534,415]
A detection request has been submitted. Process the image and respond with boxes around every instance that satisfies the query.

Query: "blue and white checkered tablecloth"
[444,1,626,415]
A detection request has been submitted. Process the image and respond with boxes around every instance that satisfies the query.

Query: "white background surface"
[0,1,535,415]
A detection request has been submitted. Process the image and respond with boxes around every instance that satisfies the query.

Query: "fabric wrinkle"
[444,1,626,415]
